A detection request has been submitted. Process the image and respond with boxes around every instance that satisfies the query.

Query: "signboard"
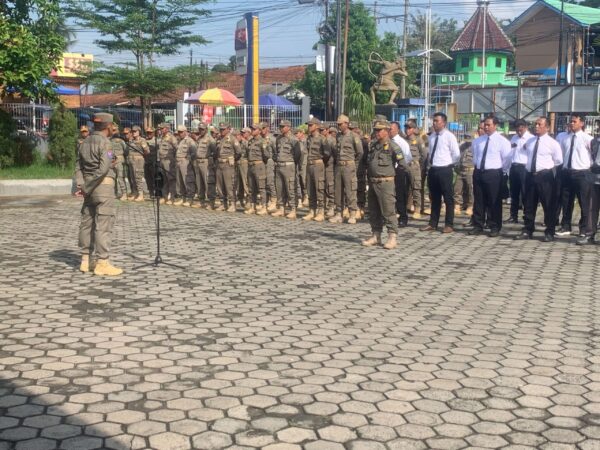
[235,18,247,76]
[56,53,93,78]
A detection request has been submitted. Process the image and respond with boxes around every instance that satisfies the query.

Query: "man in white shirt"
[390,121,412,227]
[506,119,533,223]
[515,117,563,242]
[582,135,600,245]
[468,115,512,237]
[556,114,593,238]
[420,112,460,233]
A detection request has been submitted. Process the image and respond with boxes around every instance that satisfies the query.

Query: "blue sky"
[68,0,535,69]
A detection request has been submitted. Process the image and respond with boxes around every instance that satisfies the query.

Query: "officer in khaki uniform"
[236,127,251,210]
[75,112,122,276]
[157,123,178,204]
[144,127,158,198]
[109,124,128,200]
[246,123,271,215]
[324,126,337,217]
[173,125,196,206]
[127,126,150,201]
[404,119,428,218]
[454,130,476,216]
[362,120,407,250]
[303,118,330,222]
[259,122,277,211]
[215,122,242,212]
[271,120,302,219]
[330,115,363,224]
[294,127,308,208]
[78,125,89,146]
[207,125,219,207]
[191,123,216,208]
[353,124,370,220]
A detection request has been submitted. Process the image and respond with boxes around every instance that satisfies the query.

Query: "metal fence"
[0,103,53,136]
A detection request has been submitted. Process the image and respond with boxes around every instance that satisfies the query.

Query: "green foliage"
[345,79,374,123]
[407,13,460,74]
[293,65,326,112]
[47,104,78,169]
[0,0,66,101]
[0,110,39,168]
[212,63,233,73]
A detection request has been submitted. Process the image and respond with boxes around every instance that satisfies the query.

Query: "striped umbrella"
[185,88,242,106]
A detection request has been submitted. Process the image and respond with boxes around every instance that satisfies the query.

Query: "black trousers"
[395,167,410,222]
[509,163,527,219]
[473,168,503,232]
[560,169,592,234]
[523,170,556,236]
[590,183,600,237]
[427,165,455,228]
[554,165,563,226]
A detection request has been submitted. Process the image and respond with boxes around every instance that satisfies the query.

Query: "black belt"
[430,164,454,170]
[511,162,525,167]
[475,168,503,172]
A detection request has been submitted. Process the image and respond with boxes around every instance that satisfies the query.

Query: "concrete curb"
[0,179,75,197]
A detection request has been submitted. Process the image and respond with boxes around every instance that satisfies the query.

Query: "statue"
[368,52,408,104]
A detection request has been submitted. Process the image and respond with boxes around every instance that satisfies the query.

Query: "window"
[476,57,482,67]
[461,57,469,68]
[496,57,502,68]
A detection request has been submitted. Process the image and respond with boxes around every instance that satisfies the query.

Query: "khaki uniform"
[454,140,474,210]
[110,135,128,197]
[215,134,242,208]
[296,138,308,203]
[306,132,329,210]
[274,131,302,209]
[145,137,158,197]
[247,136,271,207]
[128,137,150,196]
[325,135,336,210]
[407,135,428,212]
[208,136,219,204]
[333,129,363,212]
[76,131,117,260]
[367,138,406,234]
[357,137,369,211]
[236,139,249,205]
[175,136,196,200]
[264,134,277,202]
[158,132,178,201]
[192,134,216,203]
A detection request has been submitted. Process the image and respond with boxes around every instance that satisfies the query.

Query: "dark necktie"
[531,137,540,173]
[480,137,490,170]
[429,134,439,166]
[566,134,575,169]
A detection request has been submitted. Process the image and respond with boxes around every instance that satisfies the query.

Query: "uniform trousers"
[334,161,358,212]
[175,157,193,200]
[207,158,217,202]
[236,160,249,204]
[216,159,235,206]
[473,168,504,232]
[420,164,428,213]
[523,169,556,236]
[79,180,116,260]
[325,159,335,209]
[407,161,423,212]
[114,156,128,197]
[248,161,267,206]
[144,156,157,197]
[554,165,563,226]
[509,163,527,220]
[453,168,474,209]
[368,178,397,234]
[560,169,592,234]
[427,165,455,228]
[357,159,367,209]
[275,162,296,208]
[266,159,276,202]
[395,166,410,223]
[589,183,600,237]
[160,158,176,200]
[193,159,209,202]
[128,155,147,196]
[306,160,326,210]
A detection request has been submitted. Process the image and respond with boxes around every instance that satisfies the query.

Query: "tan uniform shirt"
[75,131,114,194]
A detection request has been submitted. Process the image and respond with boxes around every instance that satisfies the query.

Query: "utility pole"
[188,49,193,127]
[325,0,332,120]
[340,0,350,114]
[480,0,489,88]
[334,0,342,117]
[422,0,432,128]
[401,0,409,99]
[557,0,565,85]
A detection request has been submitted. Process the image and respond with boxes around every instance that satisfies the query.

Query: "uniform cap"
[176,125,187,132]
[329,126,337,133]
[259,121,269,129]
[250,123,261,129]
[198,122,208,130]
[373,120,391,130]
[123,127,131,133]
[145,126,155,132]
[294,127,305,134]
[218,122,231,129]
[241,127,252,133]
[80,125,89,132]
[132,125,142,132]
[305,117,321,125]
[336,114,350,124]
[349,122,357,129]
[92,113,113,124]
[279,120,292,127]
[158,122,170,129]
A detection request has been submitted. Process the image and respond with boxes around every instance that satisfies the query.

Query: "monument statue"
[368,52,408,104]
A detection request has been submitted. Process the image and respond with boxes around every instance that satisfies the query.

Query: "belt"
[369,176,395,183]
[511,162,525,167]
[218,157,233,163]
[195,158,207,161]
[248,160,264,166]
[430,164,454,170]
[565,168,590,173]
[100,177,115,185]
[308,159,323,165]
[176,157,189,160]
[530,168,552,175]
[475,167,503,172]
[337,160,355,166]
[276,161,295,166]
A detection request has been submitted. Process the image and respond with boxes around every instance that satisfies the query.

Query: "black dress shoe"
[398,220,408,228]
[488,230,500,238]
[514,232,531,240]
[576,235,594,246]
[556,227,571,236]
[503,217,518,224]
[543,233,555,242]
[468,228,484,236]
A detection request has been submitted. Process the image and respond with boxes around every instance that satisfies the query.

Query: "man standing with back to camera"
[75,113,122,276]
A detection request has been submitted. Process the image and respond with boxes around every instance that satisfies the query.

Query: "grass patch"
[0,162,73,180]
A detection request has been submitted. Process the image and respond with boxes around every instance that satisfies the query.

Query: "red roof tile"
[451,4,514,53]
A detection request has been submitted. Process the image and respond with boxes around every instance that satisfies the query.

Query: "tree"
[407,13,460,74]
[0,0,66,101]
[47,104,77,169]
[65,0,211,125]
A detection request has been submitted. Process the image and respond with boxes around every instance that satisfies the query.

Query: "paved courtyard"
[0,196,599,450]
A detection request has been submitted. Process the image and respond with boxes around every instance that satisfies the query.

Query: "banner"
[56,53,93,78]
[235,18,247,76]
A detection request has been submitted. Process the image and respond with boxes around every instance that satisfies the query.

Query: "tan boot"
[205,201,214,210]
[135,193,144,202]
[173,198,184,206]
[256,205,268,216]
[313,208,325,222]
[271,207,285,217]
[325,207,335,218]
[302,198,309,207]
[342,207,350,219]
[159,197,166,205]
[362,232,382,246]
[286,209,297,219]
[383,232,397,250]
[303,209,316,221]
[454,205,462,215]
[214,204,225,211]
[80,254,90,273]
[226,204,236,212]
[423,207,431,215]
[412,211,421,219]
[347,210,357,224]
[182,199,191,207]
[93,259,123,276]
[244,204,255,215]
[466,206,473,216]
[190,200,201,208]
[329,213,343,224]
[119,194,128,201]
[267,200,278,212]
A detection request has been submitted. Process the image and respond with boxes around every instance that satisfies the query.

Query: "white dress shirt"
[472,132,512,173]
[392,134,413,163]
[524,133,563,173]
[511,131,533,164]
[560,130,593,170]
[428,129,460,167]
[555,131,569,145]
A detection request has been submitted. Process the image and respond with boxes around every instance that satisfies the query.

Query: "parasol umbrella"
[185,88,241,106]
